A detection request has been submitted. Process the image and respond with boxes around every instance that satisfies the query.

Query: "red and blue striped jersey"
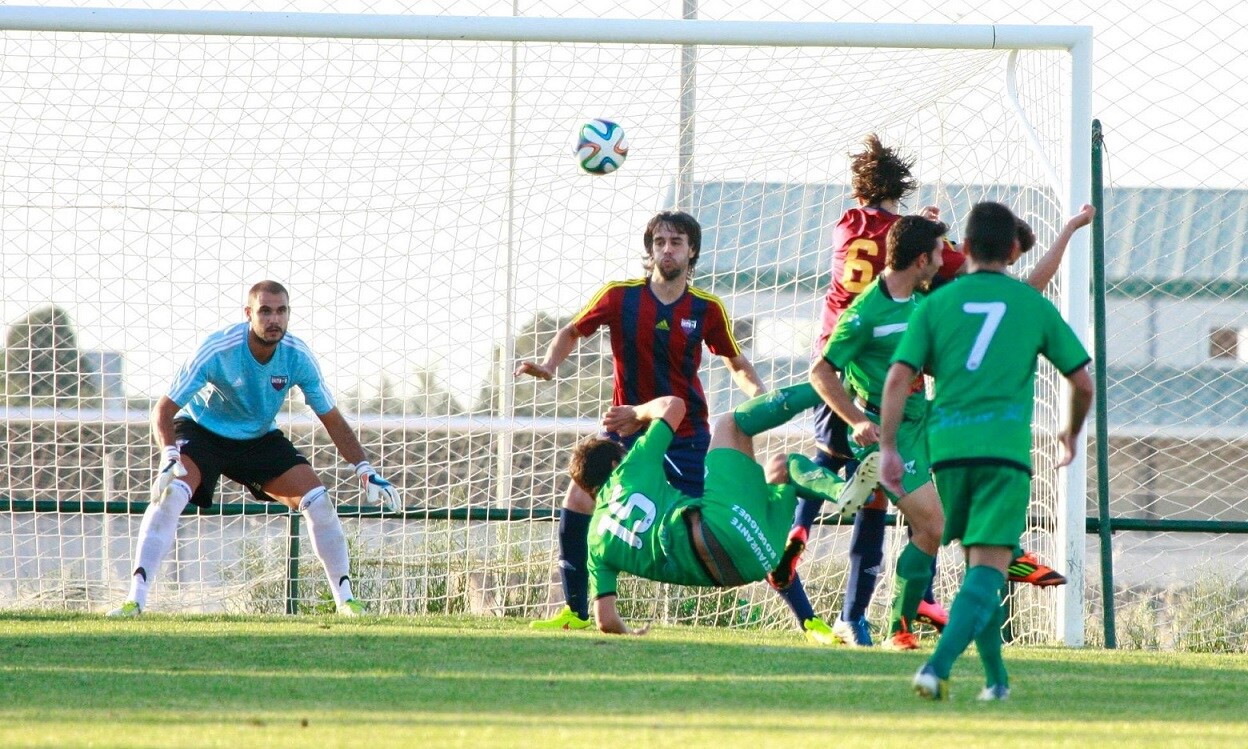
[572,279,741,439]
[818,206,966,350]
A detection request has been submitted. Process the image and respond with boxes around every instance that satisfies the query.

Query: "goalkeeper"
[106,281,400,618]
[571,387,880,634]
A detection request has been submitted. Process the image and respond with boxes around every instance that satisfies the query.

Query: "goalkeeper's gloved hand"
[151,446,188,505]
[355,461,402,512]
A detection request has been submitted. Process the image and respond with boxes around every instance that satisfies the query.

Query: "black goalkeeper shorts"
[174,419,311,508]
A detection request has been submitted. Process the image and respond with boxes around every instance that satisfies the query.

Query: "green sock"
[786,453,845,502]
[733,383,822,437]
[889,542,935,634]
[927,565,1005,680]
[974,585,1009,688]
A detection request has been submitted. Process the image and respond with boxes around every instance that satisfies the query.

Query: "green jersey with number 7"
[891,271,1090,473]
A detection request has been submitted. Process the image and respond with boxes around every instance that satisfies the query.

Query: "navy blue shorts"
[812,403,853,460]
[617,430,709,498]
[174,419,311,508]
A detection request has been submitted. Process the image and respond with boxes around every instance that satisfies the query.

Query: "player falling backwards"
[107,281,400,617]
[772,133,1078,647]
[570,387,879,634]
[891,201,1094,701]
[516,211,769,631]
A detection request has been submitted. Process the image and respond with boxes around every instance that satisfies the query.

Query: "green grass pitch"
[1,612,1245,748]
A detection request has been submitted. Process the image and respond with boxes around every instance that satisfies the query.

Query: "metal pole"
[1091,118,1116,648]
[285,512,300,615]
[677,0,697,210]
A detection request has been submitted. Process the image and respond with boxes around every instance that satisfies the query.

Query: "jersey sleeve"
[615,419,675,485]
[821,306,870,371]
[701,296,742,358]
[1041,302,1092,376]
[892,299,933,372]
[293,342,336,415]
[587,546,619,600]
[165,336,216,407]
[571,284,618,338]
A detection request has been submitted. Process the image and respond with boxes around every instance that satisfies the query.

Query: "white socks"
[127,479,192,608]
[299,487,354,607]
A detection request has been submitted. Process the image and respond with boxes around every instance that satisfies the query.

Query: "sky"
[0,0,1242,407]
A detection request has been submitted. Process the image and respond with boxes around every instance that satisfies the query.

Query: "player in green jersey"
[569,390,881,635]
[882,201,1094,701]
[811,215,949,651]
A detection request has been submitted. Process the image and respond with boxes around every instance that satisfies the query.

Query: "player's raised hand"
[356,462,402,512]
[602,404,643,436]
[919,205,941,221]
[879,446,905,497]
[150,446,187,505]
[1067,203,1096,230]
[514,360,555,380]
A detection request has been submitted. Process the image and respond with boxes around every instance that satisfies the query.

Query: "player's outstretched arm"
[594,595,649,636]
[317,407,402,512]
[1025,204,1096,292]
[514,323,581,381]
[1056,366,1095,468]
[878,362,917,497]
[722,354,767,398]
[810,358,878,446]
[149,396,187,504]
[602,396,685,437]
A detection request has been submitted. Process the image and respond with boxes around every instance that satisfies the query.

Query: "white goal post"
[0,7,1091,644]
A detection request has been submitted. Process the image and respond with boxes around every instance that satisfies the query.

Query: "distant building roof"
[689,182,1248,297]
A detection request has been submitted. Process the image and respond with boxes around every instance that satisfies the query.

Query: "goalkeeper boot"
[802,616,838,646]
[913,664,949,701]
[977,684,1010,702]
[832,615,874,647]
[530,605,592,631]
[338,599,366,617]
[916,599,949,632]
[105,600,142,618]
[1008,551,1067,587]
[766,526,807,591]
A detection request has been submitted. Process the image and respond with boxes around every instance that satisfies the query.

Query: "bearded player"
[106,281,400,617]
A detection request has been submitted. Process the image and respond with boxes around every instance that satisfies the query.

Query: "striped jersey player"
[515,211,766,630]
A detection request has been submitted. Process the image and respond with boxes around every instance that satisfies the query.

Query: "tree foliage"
[3,305,98,405]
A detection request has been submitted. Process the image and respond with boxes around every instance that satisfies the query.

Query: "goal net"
[0,9,1089,643]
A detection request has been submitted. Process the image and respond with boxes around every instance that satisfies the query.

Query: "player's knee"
[763,454,788,484]
[298,485,330,513]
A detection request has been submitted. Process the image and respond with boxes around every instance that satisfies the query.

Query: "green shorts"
[850,412,931,504]
[699,448,797,583]
[933,464,1031,548]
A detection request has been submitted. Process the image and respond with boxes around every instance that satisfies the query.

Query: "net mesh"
[0,21,1075,642]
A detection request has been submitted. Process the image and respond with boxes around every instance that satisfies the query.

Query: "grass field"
[1,612,1245,748]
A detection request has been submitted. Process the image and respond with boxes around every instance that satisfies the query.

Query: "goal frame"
[0,5,1092,644]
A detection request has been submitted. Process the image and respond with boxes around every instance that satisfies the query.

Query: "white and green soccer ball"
[574,118,628,175]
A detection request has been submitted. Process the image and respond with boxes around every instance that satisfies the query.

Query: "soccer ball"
[574,119,628,175]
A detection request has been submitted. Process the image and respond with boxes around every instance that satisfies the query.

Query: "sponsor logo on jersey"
[655,319,670,331]
[904,459,917,475]
[680,318,698,333]
[270,375,290,391]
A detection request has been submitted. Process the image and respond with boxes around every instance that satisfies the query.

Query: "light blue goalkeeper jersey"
[167,322,335,440]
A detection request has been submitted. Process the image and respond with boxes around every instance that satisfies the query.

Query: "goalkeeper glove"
[151,446,188,505]
[355,461,401,512]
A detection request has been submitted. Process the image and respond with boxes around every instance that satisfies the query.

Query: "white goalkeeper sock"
[299,487,353,607]
[128,479,191,609]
